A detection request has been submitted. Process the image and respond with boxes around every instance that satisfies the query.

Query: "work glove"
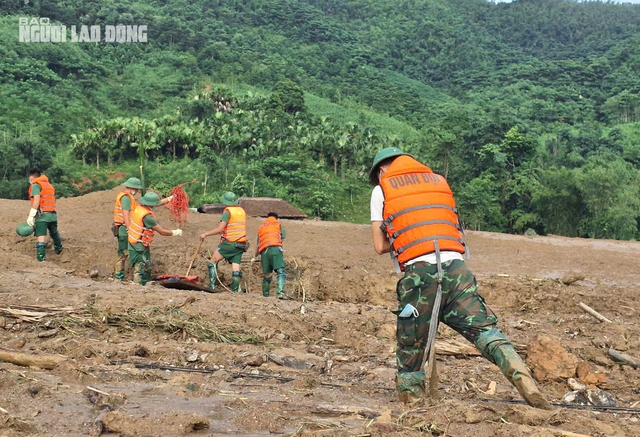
[26,208,38,227]
[171,229,183,236]
[250,257,258,263]
[166,195,174,202]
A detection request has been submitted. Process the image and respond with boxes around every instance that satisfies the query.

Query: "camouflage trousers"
[395,259,498,374]
[129,247,151,285]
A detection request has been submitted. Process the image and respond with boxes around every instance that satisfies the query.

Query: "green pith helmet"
[124,177,143,190]
[16,222,35,237]
[368,147,412,185]
[220,191,239,205]
[139,192,161,206]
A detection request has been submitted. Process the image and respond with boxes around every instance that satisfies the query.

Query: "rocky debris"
[101,411,209,435]
[575,360,607,387]
[244,355,265,367]
[5,338,26,349]
[526,334,579,382]
[561,389,616,407]
[560,274,585,285]
[567,378,586,391]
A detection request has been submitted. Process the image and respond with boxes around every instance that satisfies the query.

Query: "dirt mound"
[1,189,639,436]
[198,196,308,219]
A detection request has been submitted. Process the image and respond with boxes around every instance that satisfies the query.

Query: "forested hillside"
[2,0,640,238]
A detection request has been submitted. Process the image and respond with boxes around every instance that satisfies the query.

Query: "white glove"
[171,229,183,236]
[27,208,37,227]
[250,257,258,263]
[166,195,174,202]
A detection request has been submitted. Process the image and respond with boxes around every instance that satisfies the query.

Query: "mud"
[0,187,639,436]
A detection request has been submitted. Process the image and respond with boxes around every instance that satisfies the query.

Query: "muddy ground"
[0,187,639,437]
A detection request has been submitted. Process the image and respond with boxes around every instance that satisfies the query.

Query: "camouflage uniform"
[394,260,552,410]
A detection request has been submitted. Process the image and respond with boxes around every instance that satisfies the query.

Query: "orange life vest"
[221,206,247,243]
[380,155,465,270]
[257,217,283,253]
[127,205,156,247]
[28,175,56,212]
[113,191,137,226]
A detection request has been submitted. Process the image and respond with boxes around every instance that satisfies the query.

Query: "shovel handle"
[186,239,204,276]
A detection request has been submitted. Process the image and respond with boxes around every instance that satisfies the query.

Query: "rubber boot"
[262,277,272,297]
[276,268,287,299]
[51,231,63,255]
[133,262,150,286]
[396,371,426,405]
[140,268,150,286]
[207,263,217,290]
[231,271,242,293]
[475,328,553,410]
[115,253,127,280]
[133,262,144,285]
[36,242,47,262]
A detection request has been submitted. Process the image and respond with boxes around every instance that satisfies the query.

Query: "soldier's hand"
[27,208,37,227]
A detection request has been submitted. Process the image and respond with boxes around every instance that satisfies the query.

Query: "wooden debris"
[305,403,380,419]
[0,348,65,369]
[435,339,481,356]
[578,302,612,323]
[86,386,111,396]
[607,349,639,369]
[37,329,58,339]
[0,305,75,323]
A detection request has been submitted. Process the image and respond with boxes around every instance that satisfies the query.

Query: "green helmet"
[124,177,143,190]
[220,191,239,205]
[16,222,35,237]
[368,147,411,185]
[139,192,161,206]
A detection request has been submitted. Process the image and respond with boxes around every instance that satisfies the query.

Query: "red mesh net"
[167,185,190,227]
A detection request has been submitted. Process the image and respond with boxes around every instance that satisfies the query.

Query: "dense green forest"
[2,0,640,238]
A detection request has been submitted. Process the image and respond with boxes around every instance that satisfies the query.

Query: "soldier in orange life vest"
[369,147,552,410]
[127,192,182,285]
[251,212,287,299]
[27,168,63,262]
[113,177,173,281]
[200,192,248,292]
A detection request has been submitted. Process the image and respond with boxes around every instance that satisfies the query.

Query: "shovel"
[185,239,204,277]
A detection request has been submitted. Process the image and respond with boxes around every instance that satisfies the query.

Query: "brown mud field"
[0,187,639,437]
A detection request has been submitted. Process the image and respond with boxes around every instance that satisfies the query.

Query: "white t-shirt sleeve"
[370,185,384,222]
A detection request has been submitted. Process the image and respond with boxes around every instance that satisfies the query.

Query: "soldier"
[200,192,248,292]
[127,192,182,285]
[26,168,63,261]
[112,177,172,280]
[252,212,287,299]
[369,147,552,410]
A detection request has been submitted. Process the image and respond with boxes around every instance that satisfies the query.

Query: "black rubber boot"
[208,263,217,290]
[36,242,46,262]
[262,277,272,297]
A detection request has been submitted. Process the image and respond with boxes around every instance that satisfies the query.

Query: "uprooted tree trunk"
[0,348,66,369]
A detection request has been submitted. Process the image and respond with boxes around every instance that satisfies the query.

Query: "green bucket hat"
[220,191,239,205]
[16,221,35,237]
[124,177,143,190]
[139,192,161,206]
[368,147,412,185]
